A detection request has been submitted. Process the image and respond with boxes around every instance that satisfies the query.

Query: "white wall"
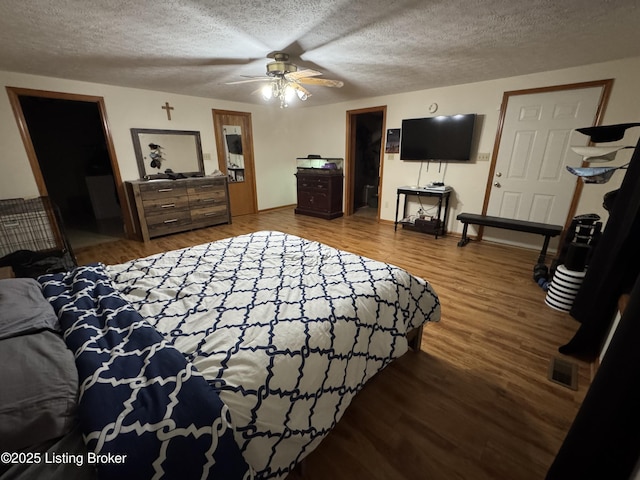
[2,56,640,233]
[281,56,640,233]
[0,70,294,211]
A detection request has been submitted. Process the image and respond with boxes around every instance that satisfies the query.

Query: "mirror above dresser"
[131,128,205,180]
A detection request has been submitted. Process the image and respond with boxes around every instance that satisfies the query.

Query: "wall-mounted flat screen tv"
[400,113,477,161]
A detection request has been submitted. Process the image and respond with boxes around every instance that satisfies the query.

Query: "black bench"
[456,213,563,263]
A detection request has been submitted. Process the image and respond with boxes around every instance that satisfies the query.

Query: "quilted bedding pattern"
[107,231,440,478]
[38,265,252,480]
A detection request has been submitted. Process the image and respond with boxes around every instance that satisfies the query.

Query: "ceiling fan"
[226,52,344,108]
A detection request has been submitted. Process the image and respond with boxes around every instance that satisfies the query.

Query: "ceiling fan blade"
[286,69,323,80]
[225,76,271,85]
[296,77,344,88]
[251,86,270,96]
[288,82,312,98]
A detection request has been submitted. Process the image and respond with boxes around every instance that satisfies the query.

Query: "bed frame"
[407,325,424,351]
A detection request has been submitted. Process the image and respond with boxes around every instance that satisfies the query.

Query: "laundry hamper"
[545,264,587,312]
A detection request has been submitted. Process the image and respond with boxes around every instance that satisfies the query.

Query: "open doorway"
[346,106,386,219]
[7,88,128,250]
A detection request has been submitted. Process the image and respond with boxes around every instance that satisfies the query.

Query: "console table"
[394,186,452,238]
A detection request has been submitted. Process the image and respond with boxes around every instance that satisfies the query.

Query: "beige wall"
[280,56,640,233]
[0,71,296,210]
[2,56,640,235]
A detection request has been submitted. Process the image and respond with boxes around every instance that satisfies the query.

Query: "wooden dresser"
[126,176,231,242]
[295,169,344,220]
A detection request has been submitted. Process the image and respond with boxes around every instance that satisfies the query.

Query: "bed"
[0,230,440,479]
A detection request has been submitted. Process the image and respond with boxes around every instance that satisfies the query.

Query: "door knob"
[494,182,501,188]
[496,172,502,177]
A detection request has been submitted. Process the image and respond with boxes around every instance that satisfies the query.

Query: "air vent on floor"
[548,357,578,390]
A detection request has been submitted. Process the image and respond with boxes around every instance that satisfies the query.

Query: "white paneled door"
[485,86,604,248]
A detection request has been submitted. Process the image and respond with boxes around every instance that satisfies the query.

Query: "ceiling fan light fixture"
[267,61,297,77]
[261,84,273,100]
[284,84,295,102]
[227,52,343,108]
[262,78,300,108]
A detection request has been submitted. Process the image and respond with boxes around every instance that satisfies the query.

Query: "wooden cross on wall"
[162,102,174,120]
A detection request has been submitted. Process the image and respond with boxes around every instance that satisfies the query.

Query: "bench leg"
[538,235,551,264]
[458,223,470,247]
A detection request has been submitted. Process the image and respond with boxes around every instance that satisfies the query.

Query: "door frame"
[212,109,258,216]
[480,79,614,242]
[5,86,133,238]
[345,105,387,218]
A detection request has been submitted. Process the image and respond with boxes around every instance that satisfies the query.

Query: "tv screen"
[400,114,476,161]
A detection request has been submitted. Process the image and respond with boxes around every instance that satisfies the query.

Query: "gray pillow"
[0,330,78,451]
[0,278,59,340]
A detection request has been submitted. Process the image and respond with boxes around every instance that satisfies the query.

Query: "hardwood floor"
[75,207,589,480]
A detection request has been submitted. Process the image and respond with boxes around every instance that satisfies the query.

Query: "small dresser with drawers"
[294,157,344,220]
[126,176,230,242]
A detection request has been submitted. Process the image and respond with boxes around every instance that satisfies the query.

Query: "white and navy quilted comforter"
[107,231,440,478]
[38,265,253,480]
[105,231,440,478]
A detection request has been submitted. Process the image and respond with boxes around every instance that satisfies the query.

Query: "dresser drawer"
[188,188,227,207]
[147,221,193,238]
[191,204,229,226]
[146,208,191,233]
[187,178,226,192]
[139,184,188,200]
[142,195,190,214]
[297,176,330,191]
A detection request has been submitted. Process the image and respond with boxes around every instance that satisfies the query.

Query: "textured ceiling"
[1,0,640,107]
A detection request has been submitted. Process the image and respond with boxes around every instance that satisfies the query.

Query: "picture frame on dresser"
[131,128,205,180]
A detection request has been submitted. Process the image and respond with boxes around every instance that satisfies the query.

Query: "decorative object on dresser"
[126,176,230,242]
[295,156,344,220]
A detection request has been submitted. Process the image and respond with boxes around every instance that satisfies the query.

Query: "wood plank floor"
[75,208,589,480]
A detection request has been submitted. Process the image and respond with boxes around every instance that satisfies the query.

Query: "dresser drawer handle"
[158,188,173,193]
[160,203,176,208]
[199,185,214,188]
[2,222,19,228]
[163,218,178,224]
[204,212,218,217]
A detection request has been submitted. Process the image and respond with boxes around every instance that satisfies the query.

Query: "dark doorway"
[351,111,384,218]
[18,96,125,249]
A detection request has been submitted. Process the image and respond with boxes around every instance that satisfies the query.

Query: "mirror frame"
[131,128,205,180]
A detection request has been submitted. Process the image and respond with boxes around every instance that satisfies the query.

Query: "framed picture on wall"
[385,128,400,154]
